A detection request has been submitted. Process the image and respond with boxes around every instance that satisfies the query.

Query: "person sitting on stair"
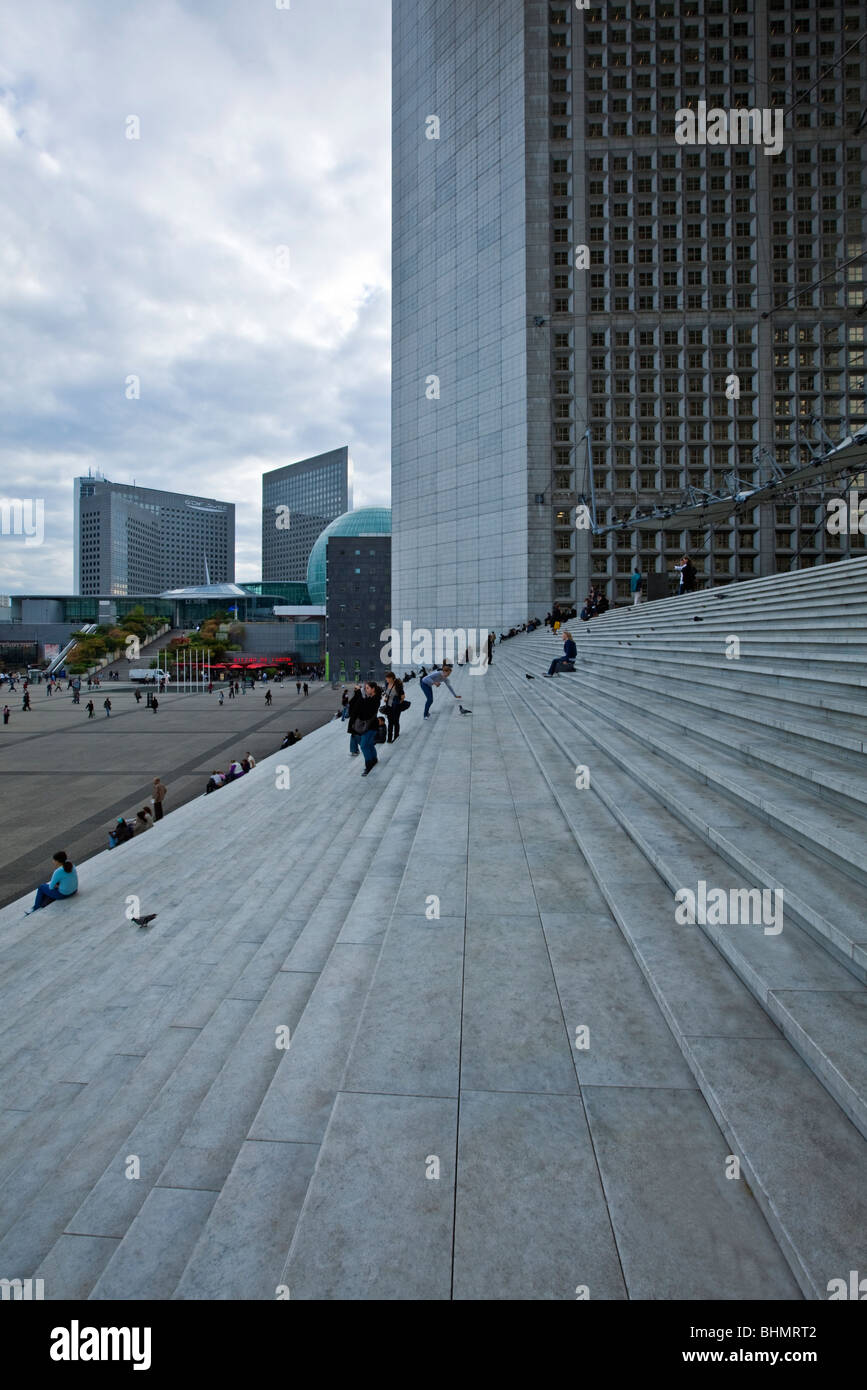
[545,631,577,677]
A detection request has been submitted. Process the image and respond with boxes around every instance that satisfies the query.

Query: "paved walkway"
[0,681,337,909]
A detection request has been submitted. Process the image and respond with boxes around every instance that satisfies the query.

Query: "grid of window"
[545,0,867,602]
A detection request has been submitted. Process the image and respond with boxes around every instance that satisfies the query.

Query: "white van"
[129,668,170,683]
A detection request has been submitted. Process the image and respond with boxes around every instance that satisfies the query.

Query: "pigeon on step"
[525,673,535,680]
[693,615,704,621]
[458,705,472,715]
[131,913,157,929]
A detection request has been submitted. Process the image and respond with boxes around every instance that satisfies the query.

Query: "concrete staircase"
[0,558,864,1299]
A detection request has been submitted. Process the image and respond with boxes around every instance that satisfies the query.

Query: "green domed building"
[306,507,391,682]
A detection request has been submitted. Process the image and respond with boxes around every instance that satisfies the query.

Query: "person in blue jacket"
[24,851,79,916]
[545,631,577,677]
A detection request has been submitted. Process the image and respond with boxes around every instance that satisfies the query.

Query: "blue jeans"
[32,883,75,911]
[349,732,361,754]
[421,680,434,715]
[359,729,378,767]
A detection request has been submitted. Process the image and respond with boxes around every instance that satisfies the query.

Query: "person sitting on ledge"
[24,851,78,916]
[205,770,226,794]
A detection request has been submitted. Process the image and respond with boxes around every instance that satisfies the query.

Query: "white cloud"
[0,0,390,590]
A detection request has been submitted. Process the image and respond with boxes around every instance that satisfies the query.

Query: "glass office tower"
[74,474,235,596]
[262,447,352,583]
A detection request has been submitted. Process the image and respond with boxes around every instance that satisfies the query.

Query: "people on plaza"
[103,697,112,717]
[152,778,167,822]
[24,851,78,915]
[86,700,95,718]
[22,691,31,711]
[2,705,9,725]
[151,696,159,714]
[303,682,309,696]
[265,689,272,706]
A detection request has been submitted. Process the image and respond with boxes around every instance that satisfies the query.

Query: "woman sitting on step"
[24,851,79,916]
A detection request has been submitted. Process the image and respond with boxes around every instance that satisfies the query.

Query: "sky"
[0,0,390,590]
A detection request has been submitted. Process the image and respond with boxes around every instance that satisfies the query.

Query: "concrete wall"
[392,0,530,637]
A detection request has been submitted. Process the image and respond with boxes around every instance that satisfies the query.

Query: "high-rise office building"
[262,447,352,582]
[392,1,867,633]
[74,475,235,596]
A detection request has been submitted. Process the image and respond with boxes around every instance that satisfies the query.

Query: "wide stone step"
[0,732,386,1288]
[0,749,365,1109]
[517,657,867,891]
[492,669,867,1299]
[500,665,867,1128]
[574,652,867,751]
[563,664,867,818]
[279,690,801,1300]
[171,708,455,1299]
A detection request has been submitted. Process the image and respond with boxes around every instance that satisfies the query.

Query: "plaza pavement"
[0,681,338,909]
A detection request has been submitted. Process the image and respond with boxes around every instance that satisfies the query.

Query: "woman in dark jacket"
[346,685,364,757]
[349,681,382,776]
[382,672,405,744]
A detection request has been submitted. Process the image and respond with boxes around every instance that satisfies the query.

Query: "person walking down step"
[24,851,79,916]
[630,565,643,606]
[420,664,460,718]
[545,631,577,677]
[152,777,167,822]
[383,672,405,743]
[350,681,382,776]
[346,684,364,756]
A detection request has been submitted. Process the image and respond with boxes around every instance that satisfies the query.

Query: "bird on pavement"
[131,913,157,929]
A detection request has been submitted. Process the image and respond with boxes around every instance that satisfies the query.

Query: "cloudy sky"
[0,0,390,590]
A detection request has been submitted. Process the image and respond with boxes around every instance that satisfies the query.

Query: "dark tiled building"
[326,535,391,684]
